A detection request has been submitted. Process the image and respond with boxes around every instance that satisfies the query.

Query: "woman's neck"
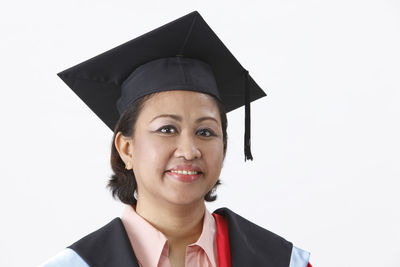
[135,198,205,246]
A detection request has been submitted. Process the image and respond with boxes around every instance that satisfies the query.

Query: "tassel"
[244,69,253,161]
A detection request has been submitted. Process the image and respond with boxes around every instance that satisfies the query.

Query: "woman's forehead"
[141,90,220,118]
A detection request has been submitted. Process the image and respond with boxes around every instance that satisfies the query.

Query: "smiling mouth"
[168,170,202,175]
[165,169,203,183]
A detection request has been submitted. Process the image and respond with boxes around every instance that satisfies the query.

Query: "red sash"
[212,213,232,267]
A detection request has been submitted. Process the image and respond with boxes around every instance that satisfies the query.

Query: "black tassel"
[244,69,253,161]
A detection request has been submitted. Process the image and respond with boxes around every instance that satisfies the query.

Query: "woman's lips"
[165,170,203,183]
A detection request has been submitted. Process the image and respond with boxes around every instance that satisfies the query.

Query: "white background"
[1,1,399,266]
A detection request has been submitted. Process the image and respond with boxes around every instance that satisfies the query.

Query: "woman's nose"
[174,132,201,160]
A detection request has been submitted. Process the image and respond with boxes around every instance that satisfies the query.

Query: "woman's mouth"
[169,170,201,175]
[166,169,203,183]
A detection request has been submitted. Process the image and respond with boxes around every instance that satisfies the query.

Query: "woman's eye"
[158,125,177,134]
[197,128,215,137]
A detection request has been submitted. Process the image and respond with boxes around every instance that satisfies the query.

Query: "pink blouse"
[121,205,219,267]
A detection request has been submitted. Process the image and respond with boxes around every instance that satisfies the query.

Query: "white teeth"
[170,170,200,175]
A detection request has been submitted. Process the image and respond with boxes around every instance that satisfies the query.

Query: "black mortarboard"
[57,11,266,161]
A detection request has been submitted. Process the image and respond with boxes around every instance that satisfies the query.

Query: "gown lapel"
[69,218,139,267]
[213,207,293,267]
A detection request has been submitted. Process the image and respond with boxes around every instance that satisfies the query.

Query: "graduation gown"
[40,208,310,267]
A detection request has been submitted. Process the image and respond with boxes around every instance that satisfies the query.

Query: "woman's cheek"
[134,135,163,161]
[206,139,224,154]
[146,137,175,158]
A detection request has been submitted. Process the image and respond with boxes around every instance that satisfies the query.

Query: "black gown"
[41,207,311,266]
[63,208,299,267]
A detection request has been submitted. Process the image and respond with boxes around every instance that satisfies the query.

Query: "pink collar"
[121,205,218,267]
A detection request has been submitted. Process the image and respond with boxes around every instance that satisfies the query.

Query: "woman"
[42,11,311,267]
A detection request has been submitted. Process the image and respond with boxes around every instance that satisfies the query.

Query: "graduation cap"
[57,11,266,161]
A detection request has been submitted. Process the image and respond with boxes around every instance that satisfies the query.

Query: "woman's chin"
[162,191,206,207]
[160,176,210,205]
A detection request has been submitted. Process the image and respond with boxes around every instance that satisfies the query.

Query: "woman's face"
[129,90,224,206]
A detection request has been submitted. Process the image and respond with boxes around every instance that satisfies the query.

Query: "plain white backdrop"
[1,0,399,266]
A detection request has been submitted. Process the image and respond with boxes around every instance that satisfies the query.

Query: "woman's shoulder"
[214,207,292,244]
[213,207,310,267]
[39,218,139,267]
[38,248,89,267]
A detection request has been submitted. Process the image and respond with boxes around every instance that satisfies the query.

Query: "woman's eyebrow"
[196,116,219,124]
[150,114,182,122]
[150,114,218,124]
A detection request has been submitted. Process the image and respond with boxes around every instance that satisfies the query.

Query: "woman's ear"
[114,132,133,170]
